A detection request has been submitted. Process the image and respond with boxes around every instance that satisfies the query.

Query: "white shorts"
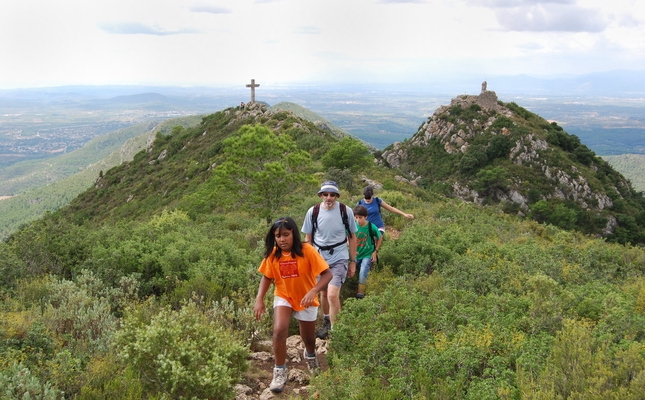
[274,296,318,322]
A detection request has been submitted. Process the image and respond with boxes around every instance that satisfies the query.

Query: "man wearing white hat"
[302,180,358,339]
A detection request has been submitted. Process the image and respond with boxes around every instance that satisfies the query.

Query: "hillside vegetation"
[2,98,645,398]
[603,154,645,192]
[0,116,202,240]
[381,90,645,245]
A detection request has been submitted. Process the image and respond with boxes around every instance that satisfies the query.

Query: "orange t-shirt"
[258,243,329,312]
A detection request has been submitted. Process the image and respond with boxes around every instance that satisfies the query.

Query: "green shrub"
[486,135,513,160]
[41,274,117,355]
[325,167,358,194]
[0,242,25,291]
[0,362,62,399]
[459,145,489,175]
[321,137,372,171]
[117,300,249,399]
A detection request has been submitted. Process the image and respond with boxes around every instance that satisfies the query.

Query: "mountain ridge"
[380,89,645,243]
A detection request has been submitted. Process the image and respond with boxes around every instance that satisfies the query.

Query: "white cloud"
[0,0,644,88]
[98,22,200,35]
[494,4,608,32]
[474,0,575,7]
[295,26,322,35]
[378,0,426,4]
[516,41,545,50]
[190,5,232,14]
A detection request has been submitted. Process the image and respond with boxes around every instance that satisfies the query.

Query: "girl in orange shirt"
[254,217,332,393]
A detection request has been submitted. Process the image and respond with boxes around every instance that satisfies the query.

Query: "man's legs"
[327,284,342,325]
[323,260,348,326]
[320,289,329,315]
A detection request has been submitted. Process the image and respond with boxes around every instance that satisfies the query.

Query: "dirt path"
[238,336,330,399]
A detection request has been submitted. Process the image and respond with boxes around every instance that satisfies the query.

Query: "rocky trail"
[235,336,330,399]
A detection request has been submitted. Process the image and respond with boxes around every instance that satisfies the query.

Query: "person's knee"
[327,285,340,296]
[273,324,288,341]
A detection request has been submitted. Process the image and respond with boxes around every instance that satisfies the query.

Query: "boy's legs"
[356,258,373,298]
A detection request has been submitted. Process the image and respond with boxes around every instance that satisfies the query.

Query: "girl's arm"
[254,275,272,321]
[300,269,333,308]
[381,200,414,220]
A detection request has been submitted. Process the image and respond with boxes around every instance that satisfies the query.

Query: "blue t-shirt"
[302,202,357,265]
[357,197,384,229]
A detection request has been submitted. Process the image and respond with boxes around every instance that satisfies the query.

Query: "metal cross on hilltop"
[246,79,260,103]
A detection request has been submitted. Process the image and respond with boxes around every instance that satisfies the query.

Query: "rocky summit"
[380,86,642,239]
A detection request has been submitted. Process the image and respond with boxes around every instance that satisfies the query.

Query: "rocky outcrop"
[378,87,626,236]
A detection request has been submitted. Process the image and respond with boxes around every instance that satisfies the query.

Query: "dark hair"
[363,186,374,199]
[264,217,304,260]
[353,204,368,217]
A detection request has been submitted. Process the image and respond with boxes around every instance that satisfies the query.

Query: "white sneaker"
[270,366,288,392]
[303,348,320,375]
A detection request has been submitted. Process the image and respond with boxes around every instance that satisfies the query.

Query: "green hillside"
[270,101,378,152]
[2,99,645,398]
[603,154,645,192]
[381,91,645,244]
[0,123,154,196]
[269,101,347,139]
[0,116,202,240]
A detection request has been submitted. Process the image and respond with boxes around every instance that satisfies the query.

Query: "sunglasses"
[320,192,337,197]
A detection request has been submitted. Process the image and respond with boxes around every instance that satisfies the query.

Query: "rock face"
[380,87,635,237]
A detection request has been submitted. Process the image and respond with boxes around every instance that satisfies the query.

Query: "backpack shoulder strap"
[368,222,377,246]
[339,202,353,238]
[368,222,379,264]
[311,203,321,240]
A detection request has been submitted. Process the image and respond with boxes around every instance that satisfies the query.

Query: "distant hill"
[0,116,202,240]
[58,103,341,224]
[0,123,156,196]
[269,102,347,139]
[381,89,645,243]
[269,101,377,151]
[603,154,645,192]
[100,92,172,105]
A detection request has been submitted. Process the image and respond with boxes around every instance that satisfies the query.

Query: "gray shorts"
[321,259,348,290]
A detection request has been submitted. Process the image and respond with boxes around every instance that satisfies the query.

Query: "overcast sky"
[1,0,644,89]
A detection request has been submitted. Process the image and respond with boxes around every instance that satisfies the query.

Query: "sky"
[1,0,644,89]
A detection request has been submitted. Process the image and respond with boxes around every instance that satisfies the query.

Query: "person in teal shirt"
[353,205,383,299]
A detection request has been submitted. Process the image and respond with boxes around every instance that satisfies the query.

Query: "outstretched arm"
[254,275,272,321]
[381,200,414,220]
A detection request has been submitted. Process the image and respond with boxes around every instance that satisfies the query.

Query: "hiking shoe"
[356,293,365,299]
[303,349,320,375]
[270,367,288,393]
[317,317,331,339]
